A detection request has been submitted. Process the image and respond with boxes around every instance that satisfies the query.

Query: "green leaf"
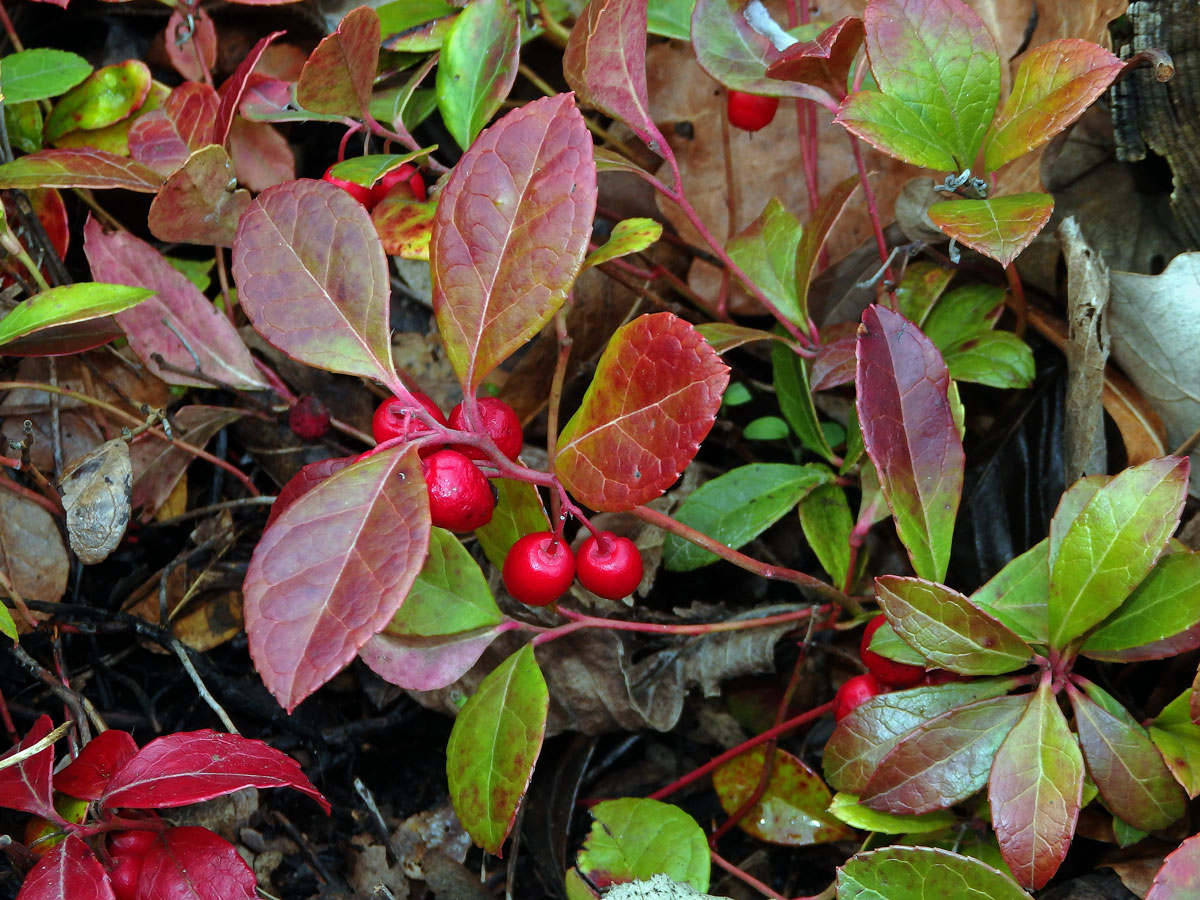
[1112,816,1149,848]
[971,539,1049,644]
[722,381,752,406]
[663,463,832,571]
[836,90,959,171]
[828,792,954,835]
[1149,690,1200,798]
[1,49,91,104]
[44,60,151,143]
[726,199,803,326]
[894,261,955,327]
[0,283,152,347]
[1083,552,1200,657]
[874,576,1033,675]
[867,620,927,667]
[1048,475,1106,566]
[922,284,1004,348]
[389,528,504,636]
[943,331,1035,388]
[772,341,835,462]
[576,797,709,892]
[475,478,550,570]
[837,846,1030,900]
[647,0,694,40]
[743,416,789,441]
[927,194,1054,268]
[377,0,458,51]
[326,150,433,187]
[1048,457,1189,649]
[446,645,548,855]
[798,482,853,590]
[583,217,663,269]
[696,322,791,354]
[436,0,520,150]
[5,101,43,155]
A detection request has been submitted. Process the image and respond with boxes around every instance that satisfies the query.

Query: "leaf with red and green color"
[16,835,113,900]
[795,176,859,323]
[432,94,596,390]
[836,89,959,171]
[766,17,864,97]
[295,7,379,117]
[1067,686,1184,831]
[874,576,1032,675]
[83,219,266,390]
[475,477,549,570]
[696,322,791,354]
[389,528,503,636]
[0,716,57,820]
[242,447,430,711]
[894,261,956,327]
[556,313,729,511]
[377,0,458,51]
[1146,832,1200,900]
[970,539,1049,645]
[53,729,137,800]
[373,194,436,260]
[232,178,396,387]
[575,797,709,891]
[824,678,1019,793]
[436,0,520,150]
[326,151,430,187]
[1082,552,1200,658]
[0,283,151,348]
[828,791,954,834]
[135,828,255,900]
[856,304,963,583]
[0,149,163,192]
[584,218,663,269]
[726,199,803,326]
[1048,456,1188,649]
[446,644,548,855]
[799,482,853,590]
[984,40,1122,172]
[838,846,1030,900]
[360,625,508,691]
[146,146,250,247]
[1150,691,1200,798]
[44,60,151,143]
[774,340,836,461]
[265,457,354,529]
[862,694,1027,814]
[989,679,1084,890]
[812,322,857,392]
[215,32,284,145]
[927,194,1054,268]
[101,731,328,812]
[129,83,219,176]
[868,618,926,666]
[563,0,669,153]
[713,746,853,845]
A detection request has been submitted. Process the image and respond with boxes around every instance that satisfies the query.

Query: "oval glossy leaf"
[766,17,864,97]
[243,447,431,711]
[360,625,507,691]
[295,6,379,116]
[927,194,1054,268]
[943,331,1036,389]
[696,322,790,354]
[135,828,255,900]
[828,792,955,835]
[147,145,251,247]
[713,746,853,845]
[584,217,663,269]
[874,576,1032,675]
[432,93,596,390]
[0,149,163,192]
[436,0,520,150]
[664,463,831,570]
[856,304,963,583]
[838,846,1030,900]
[984,39,1123,172]
[726,199,803,326]
[446,644,548,855]
[1149,690,1200,798]
[1,49,91,104]
[53,729,138,801]
[576,797,709,892]
[970,539,1049,645]
[45,60,151,142]
[0,716,57,819]
[233,178,397,388]
[774,340,835,462]
[0,283,151,348]
[1146,831,1200,900]
[389,527,504,636]
[215,31,283,145]
[836,89,959,171]
[16,835,114,900]
[1048,456,1188,649]
[475,477,550,569]
[556,312,729,511]
[989,679,1084,890]
[326,150,431,188]
[1083,551,1200,657]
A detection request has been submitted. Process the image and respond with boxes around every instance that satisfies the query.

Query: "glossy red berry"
[322,165,373,208]
[833,673,884,722]
[576,532,643,600]
[289,395,330,441]
[107,853,142,900]
[503,532,575,606]
[107,830,157,856]
[373,393,447,456]
[727,91,779,132]
[370,163,426,207]
[859,615,925,688]
[422,449,494,532]
[448,397,523,461]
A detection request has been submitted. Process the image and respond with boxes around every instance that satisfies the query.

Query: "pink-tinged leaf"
[243,448,430,711]
[130,406,243,520]
[446,644,548,855]
[295,6,379,117]
[989,679,1084,890]
[766,17,864,97]
[147,145,251,247]
[796,175,859,324]
[360,625,507,690]
[1085,623,1200,663]
[927,193,1054,268]
[432,93,596,390]
[0,149,163,192]
[812,323,857,391]
[53,729,137,800]
[563,0,668,153]
[227,117,295,193]
[373,194,435,260]
[856,304,963,583]
[16,836,114,900]
[265,456,355,528]
[215,31,284,145]
[1146,830,1200,900]
[83,218,268,390]
[135,828,255,900]
[129,83,219,176]
[555,312,730,511]
[101,731,329,812]
[984,39,1123,172]
[165,8,216,83]
[0,715,57,819]
[695,322,792,354]
[232,178,396,387]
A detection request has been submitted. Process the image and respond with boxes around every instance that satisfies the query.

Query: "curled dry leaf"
[58,438,132,565]
[0,488,68,606]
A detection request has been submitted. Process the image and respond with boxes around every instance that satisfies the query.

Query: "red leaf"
[360,626,507,690]
[101,731,329,812]
[265,456,355,528]
[0,149,163,192]
[242,448,431,711]
[812,323,857,391]
[227,117,295,193]
[165,8,216,83]
[795,175,859,325]
[295,6,379,117]
[766,16,864,96]
[16,836,114,900]
[129,83,219,177]
[136,827,255,900]
[856,305,963,583]
[927,193,1054,268]
[432,93,596,390]
[1147,831,1200,900]
[215,31,284,145]
[0,715,57,820]
[147,145,251,247]
[53,729,138,801]
[232,178,397,387]
[555,313,729,511]
[83,218,268,390]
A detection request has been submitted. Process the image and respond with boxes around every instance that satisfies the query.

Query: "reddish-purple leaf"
[555,313,730,511]
[927,194,1054,268]
[812,323,857,391]
[129,406,244,521]
[0,715,57,819]
[53,729,138,801]
[83,218,267,390]
[795,175,859,324]
[295,6,379,117]
[360,625,508,690]
[232,178,396,387]
[766,17,864,97]
[1146,831,1200,900]
[129,83,219,177]
[265,456,355,528]
[16,835,114,900]
[984,39,1123,172]
[432,93,596,390]
[147,145,251,247]
[856,304,963,582]
[165,8,216,83]
[227,117,295,193]
[101,731,329,812]
[135,827,255,900]
[215,31,284,145]
[0,149,163,192]
[243,447,430,711]
[563,0,668,153]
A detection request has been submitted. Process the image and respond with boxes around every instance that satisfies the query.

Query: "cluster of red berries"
[503,530,643,607]
[322,162,426,211]
[106,830,156,900]
[832,615,936,721]
[727,90,780,132]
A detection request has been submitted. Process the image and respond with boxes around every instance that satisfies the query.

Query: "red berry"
[448,397,523,461]
[576,532,643,600]
[108,853,142,900]
[833,673,884,722]
[370,163,426,207]
[727,91,779,131]
[503,532,575,606]
[859,615,925,688]
[322,165,373,208]
[422,449,495,532]
[107,830,157,856]
[372,393,447,457]
[289,395,330,441]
